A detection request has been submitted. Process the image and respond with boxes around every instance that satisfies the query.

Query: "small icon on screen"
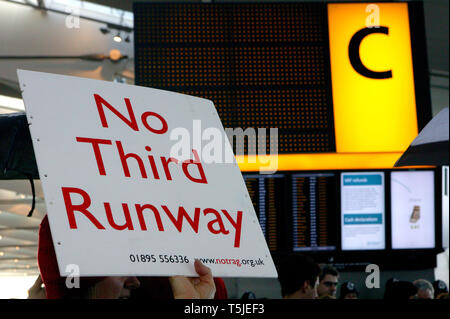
[409,205,421,223]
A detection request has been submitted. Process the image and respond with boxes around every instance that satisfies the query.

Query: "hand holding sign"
[169,259,216,299]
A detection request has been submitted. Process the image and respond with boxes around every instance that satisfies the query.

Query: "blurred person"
[413,279,434,299]
[38,215,215,299]
[436,292,449,299]
[339,281,358,299]
[384,278,417,299]
[432,280,448,299]
[277,254,320,299]
[130,276,228,299]
[318,294,335,299]
[240,291,257,299]
[317,265,339,298]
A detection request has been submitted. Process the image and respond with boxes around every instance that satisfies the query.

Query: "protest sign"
[18,70,277,277]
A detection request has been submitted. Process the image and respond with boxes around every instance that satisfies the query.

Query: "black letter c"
[348,26,393,79]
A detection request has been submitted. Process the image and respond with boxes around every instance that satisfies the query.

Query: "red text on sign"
[62,187,243,248]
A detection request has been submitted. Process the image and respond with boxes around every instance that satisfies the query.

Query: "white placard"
[18,70,277,278]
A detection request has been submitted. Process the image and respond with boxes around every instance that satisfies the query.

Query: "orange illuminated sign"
[328,2,418,153]
[239,2,424,172]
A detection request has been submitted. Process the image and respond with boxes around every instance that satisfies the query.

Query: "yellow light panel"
[236,153,431,172]
[328,3,418,153]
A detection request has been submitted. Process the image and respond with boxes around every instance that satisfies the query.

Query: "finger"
[30,275,43,290]
[35,275,43,285]
[194,259,212,278]
[169,276,198,299]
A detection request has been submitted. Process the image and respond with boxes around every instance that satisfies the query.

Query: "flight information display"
[291,173,337,252]
[243,174,288,252]
[241,169,438,259]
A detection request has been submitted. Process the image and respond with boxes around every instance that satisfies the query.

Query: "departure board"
[243,174,288,251]
[241,169,438,261]
[291,173,337,251]
[242,172,337,253]
[134,3,336,154]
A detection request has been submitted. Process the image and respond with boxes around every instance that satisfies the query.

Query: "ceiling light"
[14,259,19,263]
[113,33,122,43]
[0,235,2,240]
[0,252,4,256]
[15,246,20,250]
[100,27,110,34]
[0,95,25,112]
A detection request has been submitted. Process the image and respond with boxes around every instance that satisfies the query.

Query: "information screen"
[341,172,386,250]
[391,171,435,249]
[242,169,438,258]
[244,174,287,251]
[292,173,337,252]
[243,172,338,253]
[443,166,449,248]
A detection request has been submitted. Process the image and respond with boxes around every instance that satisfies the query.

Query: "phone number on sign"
[129,254,189,264]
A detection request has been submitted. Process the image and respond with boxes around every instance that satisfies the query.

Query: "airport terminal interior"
[0,0,448,299]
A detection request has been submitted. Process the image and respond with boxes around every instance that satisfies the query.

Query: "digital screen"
[134,3,336,155]
[292,173,337,252]
[391,171,435,249]
[341,172,386,250]
[443,166,449,248]
[243,169,438,256]
[243,174,287,251]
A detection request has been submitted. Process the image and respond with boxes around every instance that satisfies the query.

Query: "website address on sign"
[128,254,265,268]
[129,254,264,267]
[198,257,265,268]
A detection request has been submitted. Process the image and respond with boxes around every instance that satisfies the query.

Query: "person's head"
[413,279,434,299]
[277,254,320,299]
[433,280,448,299]
[384,278,417,300]
[317,265,339,298]
[129,277,228,300]
[339,281,359,299]
[90,277,140,299]
[437,292,449,299]
[61,276,141,299]
[38,215,141,299]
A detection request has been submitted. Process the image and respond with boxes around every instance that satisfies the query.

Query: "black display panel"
[242,169,442,269]
[242,172,339,254]
[292,173,337,252]
[243,174,288,252]
[134,3,336,154]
